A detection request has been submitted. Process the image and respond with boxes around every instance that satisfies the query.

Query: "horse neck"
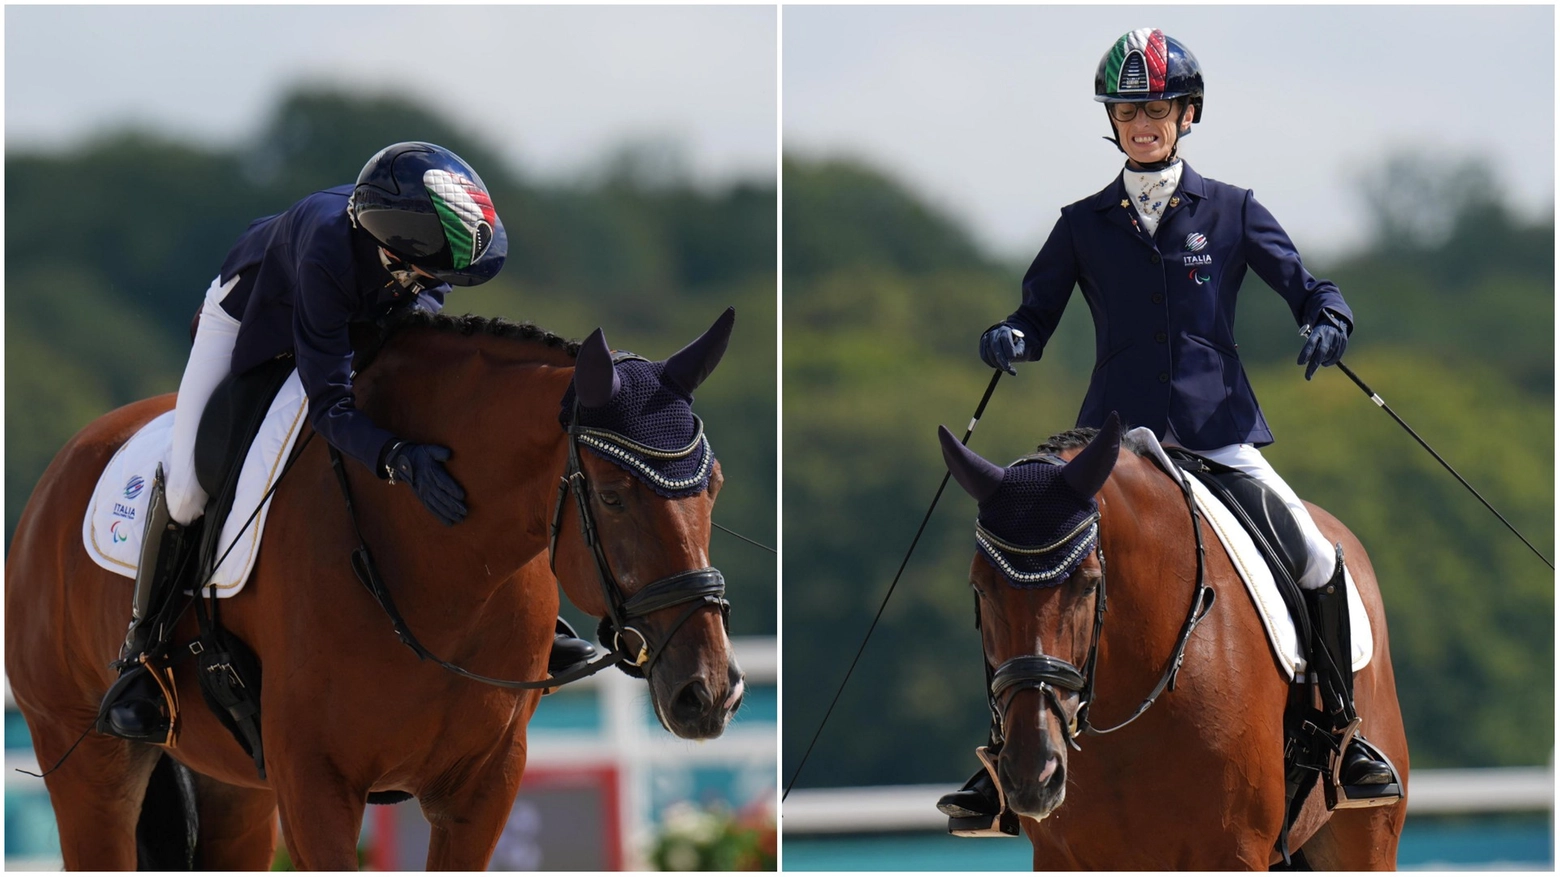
[1095,451,1207,688]
[351,328,575,614]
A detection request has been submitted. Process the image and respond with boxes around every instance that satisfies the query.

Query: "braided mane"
[1035,426,1151,457]
[384,310,582,357]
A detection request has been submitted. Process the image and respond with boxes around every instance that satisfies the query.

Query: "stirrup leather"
[1325,719,1403,810]
[948,746,1020,837]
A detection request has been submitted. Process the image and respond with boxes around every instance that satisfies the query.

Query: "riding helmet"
[1094,28,1205,125]
[348,142,507,287]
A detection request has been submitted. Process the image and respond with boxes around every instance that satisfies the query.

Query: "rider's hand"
[383,441,467,525]
[979,323,1027,375]
[1298,310,1350,381]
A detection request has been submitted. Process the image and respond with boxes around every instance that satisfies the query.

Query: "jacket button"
[1158,372,1170,383]
[1152,293,1164,304]
[1150,253,1161,264]
[1155,332,1167,343]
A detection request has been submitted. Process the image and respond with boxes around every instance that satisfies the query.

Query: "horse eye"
[598,491,623,507]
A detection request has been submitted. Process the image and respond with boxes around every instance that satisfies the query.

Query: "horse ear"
[1062,411,1122,499]
[575,328,621,408]
[663,307,735,396]
[939,425,1005,504]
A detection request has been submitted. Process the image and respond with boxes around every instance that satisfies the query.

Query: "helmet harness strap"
[378,247,427,295]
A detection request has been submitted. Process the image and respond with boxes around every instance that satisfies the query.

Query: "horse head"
[550,308,743,740]
[939,413,1122,820]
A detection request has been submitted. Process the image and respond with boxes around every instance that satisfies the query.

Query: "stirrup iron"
[948,746,1020,838]
[1325,719,1403,810]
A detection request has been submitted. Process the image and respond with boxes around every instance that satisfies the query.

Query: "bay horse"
[6,308,746,870]
[938,414,1409,870]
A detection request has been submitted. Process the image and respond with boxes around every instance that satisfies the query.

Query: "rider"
[98,142,598,742]
[939,28,1400,830]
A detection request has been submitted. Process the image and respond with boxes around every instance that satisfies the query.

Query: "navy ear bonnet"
[559,355,715,498]
[975,458,1101,588]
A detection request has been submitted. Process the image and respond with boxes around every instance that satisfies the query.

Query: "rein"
[982,451,1217,750]
[326,396,729,691]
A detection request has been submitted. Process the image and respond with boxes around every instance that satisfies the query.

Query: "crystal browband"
[975,514,1101,585]
[575,416,714,492]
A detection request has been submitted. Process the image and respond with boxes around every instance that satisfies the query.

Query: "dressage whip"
[783,369,1004,801]
[1335,361,1552,571]
[713,521,775,553]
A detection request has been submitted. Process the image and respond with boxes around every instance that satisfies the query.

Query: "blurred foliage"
[4,88,776,636]
[649,800,776,871]
[782,153,1553,788]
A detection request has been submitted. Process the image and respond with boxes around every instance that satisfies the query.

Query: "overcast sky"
[6,5,776,185]
[785,6,1555,260]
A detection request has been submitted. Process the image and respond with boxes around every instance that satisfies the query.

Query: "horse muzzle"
[998,743,1068,819]
[657,652,743,740]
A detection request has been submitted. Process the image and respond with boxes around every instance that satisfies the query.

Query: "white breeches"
[165,276,241,525]
[1166,438,1338,590]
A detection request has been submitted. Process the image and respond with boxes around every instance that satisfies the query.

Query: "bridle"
[979,452,1216,752]
[330,388,728,691]
[549,396,730,678]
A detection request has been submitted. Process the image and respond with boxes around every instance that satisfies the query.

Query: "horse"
[5,307,747,870]
[938,413,1409,870]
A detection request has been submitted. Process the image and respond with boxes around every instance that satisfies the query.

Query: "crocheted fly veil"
[939,413,1122,588]
[561,309,734,498]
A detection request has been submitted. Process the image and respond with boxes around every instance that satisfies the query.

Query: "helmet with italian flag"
[348,142,507,287]
[1094,28,1204,124]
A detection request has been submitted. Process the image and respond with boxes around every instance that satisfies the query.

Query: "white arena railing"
[781,766,1554,834]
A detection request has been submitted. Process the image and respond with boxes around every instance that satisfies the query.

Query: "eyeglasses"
[1108,101,1175,123]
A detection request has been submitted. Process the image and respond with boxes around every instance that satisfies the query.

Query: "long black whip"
[782,369,1004,801]
[1335,361,1552,570]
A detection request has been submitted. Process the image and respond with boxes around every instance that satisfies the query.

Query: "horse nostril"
[1037,756,1059,785]
[671,680,713,721]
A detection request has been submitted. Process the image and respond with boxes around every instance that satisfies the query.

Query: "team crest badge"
[1184,232,1207,252]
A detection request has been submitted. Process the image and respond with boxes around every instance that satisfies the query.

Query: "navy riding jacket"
[1007,163,1351,449]
[216,186,449,473]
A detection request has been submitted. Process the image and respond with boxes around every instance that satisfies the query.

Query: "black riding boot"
[548,617,598,675]
[1305,546,1400,802]
[96,472,192,742]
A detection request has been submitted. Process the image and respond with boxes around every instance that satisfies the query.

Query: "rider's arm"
[293,260,397,475]
[1242,191,1353,332]
[1008,212,1081,361]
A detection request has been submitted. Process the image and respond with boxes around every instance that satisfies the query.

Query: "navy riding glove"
[979,324,1028,375]
[1297,310,1350,381]
[384,442,468,526]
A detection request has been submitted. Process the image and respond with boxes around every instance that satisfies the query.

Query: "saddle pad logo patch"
[1184,232,1208,252]
[124,475,145,499]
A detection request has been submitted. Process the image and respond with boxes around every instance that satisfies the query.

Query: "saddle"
[146,354,299,778]
[1163,449,1311,644]
[1161,448,1383,862]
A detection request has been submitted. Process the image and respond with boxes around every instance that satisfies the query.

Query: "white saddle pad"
[82,371,309,597]
[1127,427,1371,679]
